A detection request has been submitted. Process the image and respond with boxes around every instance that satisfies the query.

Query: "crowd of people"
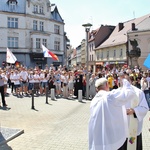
[0,64,150,107]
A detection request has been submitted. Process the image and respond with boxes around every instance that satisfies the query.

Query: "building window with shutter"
[33,20,38,30]
[42,39,47,47]
[8,37,18,48]
[33,5,38,13]
[36,38,41,48]
[8,17,18,28]
[114,50,116,58]
[54,38,60,50]
[54,25,60,34]
[120,49,123,57]
[97,52,99,60]
[39,21,44,31]
[10,2,16,10]
[101,51,103,59]
[39,6,44,14]
[107,51,109,59]
[7,0,17,10]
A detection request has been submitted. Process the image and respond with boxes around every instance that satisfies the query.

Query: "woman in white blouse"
[13,70,21,96]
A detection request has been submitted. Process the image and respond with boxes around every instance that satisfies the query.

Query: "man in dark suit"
[0,69,7,107]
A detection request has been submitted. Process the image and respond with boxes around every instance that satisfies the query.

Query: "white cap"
[95,78,107,88]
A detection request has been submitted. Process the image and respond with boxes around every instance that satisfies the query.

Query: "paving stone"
[0,89,149,149]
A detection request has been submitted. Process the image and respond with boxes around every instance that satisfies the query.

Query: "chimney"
[132,23,136,30]
[118,23,124,31]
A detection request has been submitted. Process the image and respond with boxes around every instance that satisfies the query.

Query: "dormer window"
[7,0,17,10]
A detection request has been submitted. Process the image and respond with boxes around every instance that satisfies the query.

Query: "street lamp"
[82,23,92,100]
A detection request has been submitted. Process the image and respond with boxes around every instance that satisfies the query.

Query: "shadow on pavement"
[78,101,86,104]
[31,108,39,111]
[0,106,11,111]
[45,103,53,105]
[0,143,12,150]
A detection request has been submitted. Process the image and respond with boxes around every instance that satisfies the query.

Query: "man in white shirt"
[20,67,28,95]
[134,66,140,74]
[13,70,21,96]
[88,76,135,150]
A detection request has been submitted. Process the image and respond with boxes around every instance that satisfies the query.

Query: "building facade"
[0,0,65,68]
[95,14,150,70]
[88,25,115,72]
[127,16,150,71]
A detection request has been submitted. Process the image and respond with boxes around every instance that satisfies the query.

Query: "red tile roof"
[96,14,150,49]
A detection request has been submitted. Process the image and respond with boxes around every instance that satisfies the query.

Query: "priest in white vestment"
[88,77,136,150]
[118,75,149,150]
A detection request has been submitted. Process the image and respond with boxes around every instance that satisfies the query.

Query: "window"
[9,1,16,10]
[8,17,18,28]
[33,5,38,13]
[33,20,38,30]
[54,38,60,50]
[42,39,47,47]
[39,21,44,31]
[8,37,18,48]
[114,50,116,57]
[54,25,60,34]
[101,51,103,59]
[36,38,40,48]
[39,6,44,14]
[120,49,123,57]
[96,52,99,60]
[107,51,109,58]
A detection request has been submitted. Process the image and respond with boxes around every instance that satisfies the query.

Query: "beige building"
[95,14,150,70]
[127,16,150,71]
[88,25,115,72]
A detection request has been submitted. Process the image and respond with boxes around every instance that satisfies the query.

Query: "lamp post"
[82,23,92,100]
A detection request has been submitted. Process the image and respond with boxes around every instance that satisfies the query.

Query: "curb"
[0,127,24,146]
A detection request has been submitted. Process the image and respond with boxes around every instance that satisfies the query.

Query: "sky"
[51,0,150,48]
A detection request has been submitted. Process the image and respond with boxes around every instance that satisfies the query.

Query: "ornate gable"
[51,6,64,23]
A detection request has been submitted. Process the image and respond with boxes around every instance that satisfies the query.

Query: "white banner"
[6,48,17,64]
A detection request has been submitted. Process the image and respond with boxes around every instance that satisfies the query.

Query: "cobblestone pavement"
[0,91,150,150]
